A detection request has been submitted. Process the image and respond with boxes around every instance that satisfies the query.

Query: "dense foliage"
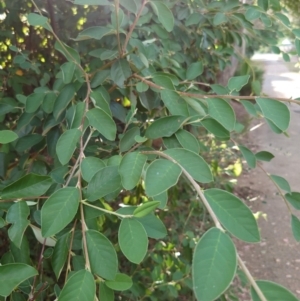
[0,0,300,300]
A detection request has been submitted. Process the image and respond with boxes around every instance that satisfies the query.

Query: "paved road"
[237,53,300,298]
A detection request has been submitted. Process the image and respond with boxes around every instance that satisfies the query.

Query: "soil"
[235,54,300,299]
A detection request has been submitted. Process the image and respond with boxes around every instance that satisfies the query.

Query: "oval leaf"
[145,159,182,197]
[291,214,300,241]
[52,233,70,279]
[56,129,81,165]
[255,151,274,162]
[239,145,256,168]
[133,201,160,218]
[207,98,236,131]
[41,187,80,237]
[119,152,147,190]
[204,189,260,243]
[86,230,118,280]
[164,148,213,183]
[0,264,38,297]
[119,218,148,264]
[0,130,18,144]
[150,1,174,32]
[81,157,106,182]
[145,116,186,139]
[175,129,200,154]
[58,270,96,301]
[251,280,299,301]
[105,273,133,291]
[1,174,52,199]
[86,108,116,141]
[270,174,291,193]
[227,75,250,92]
[193,228,237,301]
[186,62,204,80]
[256,98,290,131]
[53,84,75,120]
[286,192,300,209]
[87,166,121,201]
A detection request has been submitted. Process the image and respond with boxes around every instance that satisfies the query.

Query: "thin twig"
[257,163,292,213]
[65,219,78,283]
[132,73,300,105]
[140,150,268,301]
[81,200,132,218]
[80,203,91,270]
[123,0,147,52]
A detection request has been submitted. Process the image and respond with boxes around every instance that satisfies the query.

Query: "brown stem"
[80,203,91,270]
[123,0,147,52]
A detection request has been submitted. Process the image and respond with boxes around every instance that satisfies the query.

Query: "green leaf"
[111,59,131,88]
[87,166,121,201]
[134,201,160,218]
[56,129,81,165]
[58,270,96,301]
[160,90,189,116]
[55,41,80,64]
[0,264,38,297]
[213,12,228,26]
[240,100,258,117]
[52,233,70,279]
[251,280,299,301]
[291,215,300,241]
[152,191,168,209]
[193,228,237,301]
[136,82,149,92]
[164,148,213,183]
[99,282,114,301]
[86,230,118,280]
[60,62,76,84]
[145,116,186,139]
[257,0,268,11]
[228,75,250,92]
[256,98,290,131]
[245,7,261,21]
[286,192,300,210]
[145,159,182,197]
[274,12,290,27]
[86,108,116,141]
[53,84,76,120]
[239,145,256,168]
[255,151,274,162]
[27,13,48,27]
[152,74,175,90]
[105,273,133,291]
[90,91,111,116]
[75,26,114,41]
[139,214,167,239]
[183,96,206,117]
[201,118,230,139]
[150,1,174,32]
[270,175,291,193]
[1,174,52,199]
[0,130,18,144]
[119,127,140,152]
[25,93,44,113]
[119,218,148,264]
[81,157,105,182]
[204,189,260,243]
[207,98,235,131]
[186,62,204,80]
[6,202,30,248]
[41,187,80,237]
[175,129,200,154]
[74,0,110,4]
[119,152,147,190]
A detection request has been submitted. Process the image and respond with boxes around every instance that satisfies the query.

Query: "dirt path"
[236,54,300,298]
